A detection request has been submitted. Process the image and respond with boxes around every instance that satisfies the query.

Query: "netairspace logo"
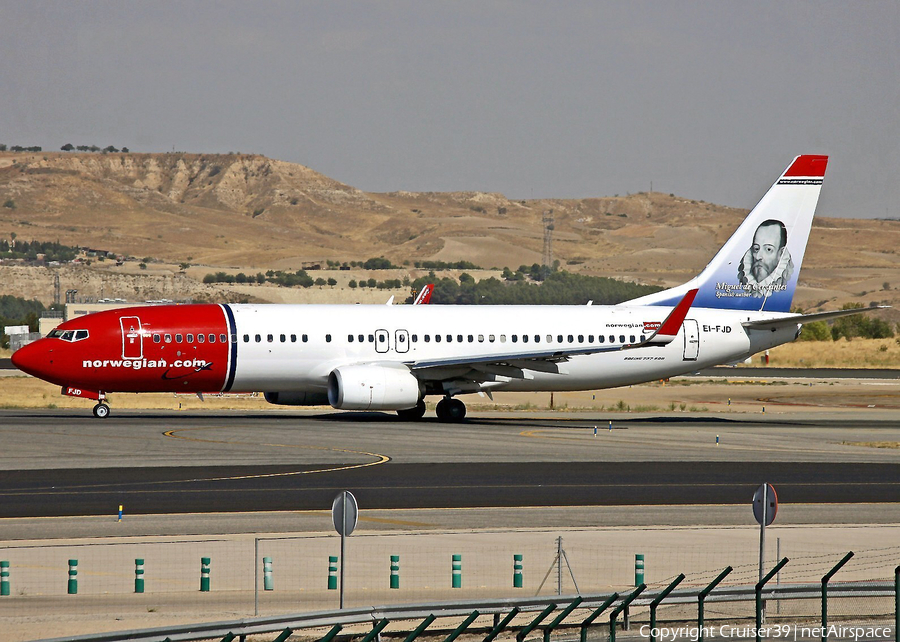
[83,359,207,370]
[639,625,894,642]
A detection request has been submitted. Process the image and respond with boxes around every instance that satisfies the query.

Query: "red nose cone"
[11,340,51,380]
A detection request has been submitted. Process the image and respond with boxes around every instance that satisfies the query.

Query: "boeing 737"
[12,155,872,420]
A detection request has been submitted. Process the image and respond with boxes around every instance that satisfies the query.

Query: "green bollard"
[513,554,523,588]
[635,554,645,586]
[328,555,338,590]
[134,558,145,594]
[67,559,78,595]
[1,560,9,596]
[200,557,210,592]
[390,555,400,589]
[263,556,273,591]
[452,554,462,588]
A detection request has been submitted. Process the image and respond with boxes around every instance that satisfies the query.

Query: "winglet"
[644,288,698,345]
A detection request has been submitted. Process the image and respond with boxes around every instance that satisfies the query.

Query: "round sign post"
[752,483,778,621]
[331,491,358,609]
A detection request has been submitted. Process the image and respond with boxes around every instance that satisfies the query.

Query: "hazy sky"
[2,1,898,218]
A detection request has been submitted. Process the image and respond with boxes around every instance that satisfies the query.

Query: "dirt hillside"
[2,151,900,317]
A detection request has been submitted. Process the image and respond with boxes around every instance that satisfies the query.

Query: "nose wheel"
[92,403,111,419]
[435,397,466,422]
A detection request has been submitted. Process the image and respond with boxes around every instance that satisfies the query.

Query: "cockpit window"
[50,329,89,342]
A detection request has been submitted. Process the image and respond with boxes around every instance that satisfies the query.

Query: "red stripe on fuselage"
[16,304,230,393]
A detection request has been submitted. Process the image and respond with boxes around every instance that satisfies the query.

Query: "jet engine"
[327,365,422,410]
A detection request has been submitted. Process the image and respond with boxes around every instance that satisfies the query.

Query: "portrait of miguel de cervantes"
[737,219,793,296]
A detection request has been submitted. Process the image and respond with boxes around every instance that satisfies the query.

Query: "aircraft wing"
[406,289,697,375]
[742,306,889,331]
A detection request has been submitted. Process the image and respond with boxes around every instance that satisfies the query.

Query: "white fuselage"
[227,303,798,395]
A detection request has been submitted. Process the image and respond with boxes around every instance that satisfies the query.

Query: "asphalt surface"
[0,409,897,518]
[0,460,897,518]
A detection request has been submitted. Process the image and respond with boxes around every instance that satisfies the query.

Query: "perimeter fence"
[1,529,898,639]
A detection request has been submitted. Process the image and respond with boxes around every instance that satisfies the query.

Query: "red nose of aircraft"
[10,339,53,381]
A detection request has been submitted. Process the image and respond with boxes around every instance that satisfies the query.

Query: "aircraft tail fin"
[627,155,828,313]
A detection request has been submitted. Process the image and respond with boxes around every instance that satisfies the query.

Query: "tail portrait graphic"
[737,219,794,297]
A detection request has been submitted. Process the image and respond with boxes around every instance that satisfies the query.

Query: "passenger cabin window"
[457,334,463,343]
[412,334,418,342]
[255,334,261,343]
[358,334,364,342]
[557,335,563,343]
[176,334,183,343]
[578,335,584,343]
[435,335,441,343]
[302,334,308,342]
[291,334,297,342]
[326,334,332,342]
[478,334,484,342]
[197,334,205,343]
[267,334,273,343]
[165,334,172,343]
[209,334,216,343]
[280,334,286,343]
[500,334,506,343]
[630,335,636,343]
[619,335,625,343]
[153,334,161,343]
[348,335,354,342]
[511,335,518,343]
[424,335,430,342]
[489,334,495,342]
[187,334,194,343]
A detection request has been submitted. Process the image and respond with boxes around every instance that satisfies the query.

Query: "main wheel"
[92,403,110,419]
[397,399,427,421]
[446,398,466,421]
[436,397,466,422]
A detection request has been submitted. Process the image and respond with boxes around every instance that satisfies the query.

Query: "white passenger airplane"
[12,155,869,420]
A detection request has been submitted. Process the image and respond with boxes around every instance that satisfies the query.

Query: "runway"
[0,409,897,518]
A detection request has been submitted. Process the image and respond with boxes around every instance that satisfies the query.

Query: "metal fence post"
[445,611,480,642]
[543,596,583,642]
[452,554,462,588]
[650,574,685,642]
[516,603,556,642]
[362,619,390,642]
[1,560,9,596]
[894,566,899,642]
[579,592,618,642]
[514,554,524,588]
[822,552,854,642]
[318,624,343,642]
[272,628,293,642]
[610,584,646,642]
[635,554,645,586]
[756,558,789,642]
[484,607,520,642]
[403,614,436,642]
[698,566,732,642]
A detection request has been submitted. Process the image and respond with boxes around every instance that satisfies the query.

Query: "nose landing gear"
[435,396,466,422]
[92,402,111,418]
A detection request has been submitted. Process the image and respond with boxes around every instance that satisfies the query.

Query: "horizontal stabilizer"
[742,306,889,331]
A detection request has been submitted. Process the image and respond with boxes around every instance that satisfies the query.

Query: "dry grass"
[842,441,900,449]
[760,338,900,368]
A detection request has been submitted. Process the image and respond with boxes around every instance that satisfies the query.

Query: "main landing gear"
[92,402,111,418]
[396,399,427,421]
[435,396,466,422]
[394,397,467,422]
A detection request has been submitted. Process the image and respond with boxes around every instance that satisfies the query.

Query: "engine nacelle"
[327,365,421,410]
[264,391,330,406]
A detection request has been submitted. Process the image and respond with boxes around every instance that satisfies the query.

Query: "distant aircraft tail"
[627,155,828,313]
